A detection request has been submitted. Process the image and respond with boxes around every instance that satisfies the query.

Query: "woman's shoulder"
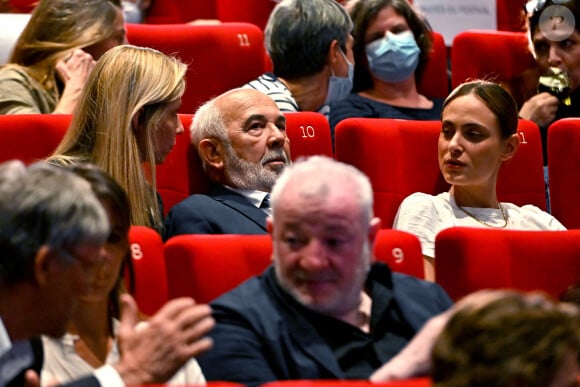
[503,202,567,230]
[400,191,450,208]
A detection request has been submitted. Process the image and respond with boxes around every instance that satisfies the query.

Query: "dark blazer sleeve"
[164,194,215,238]
[197,280,282,387]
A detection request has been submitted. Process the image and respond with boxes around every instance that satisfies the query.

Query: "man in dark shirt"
[197,155,453,386]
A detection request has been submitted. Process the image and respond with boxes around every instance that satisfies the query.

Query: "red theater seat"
[127,226,169,315]
[164,230,424,304]
[0,114,71,164]
[215,0,276,30]
[261,379,432,387]
[164,234,273,303]
[127,22,267,114]
[334,118,546,227]
[418,31,449,100]
[548,118,580,229]
[285,112,333,159]
[451,30,537,105]
[434,227,580,301]
[144,0,217,24]
[155,114,210,215]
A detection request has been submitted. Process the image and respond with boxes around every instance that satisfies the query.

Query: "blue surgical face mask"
[365,30,420,83]
[324,48,354,105]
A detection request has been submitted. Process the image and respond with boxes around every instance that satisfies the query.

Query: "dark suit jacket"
[163,185,268,240]
[197,263,453,387]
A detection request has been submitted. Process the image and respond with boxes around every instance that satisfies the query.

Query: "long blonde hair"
[50,45,187,231]
[8,0,122,96]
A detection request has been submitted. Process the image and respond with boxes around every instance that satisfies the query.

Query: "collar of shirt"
[226,186,270,209]
[0,317,12,356]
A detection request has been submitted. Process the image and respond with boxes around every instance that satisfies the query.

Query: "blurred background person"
[0,0,127,115]
[329,0,443,138]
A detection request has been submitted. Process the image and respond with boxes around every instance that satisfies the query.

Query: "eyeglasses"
[525,0,572,15]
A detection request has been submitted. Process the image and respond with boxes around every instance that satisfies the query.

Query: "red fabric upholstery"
[215,0,276,30]
[451,30,536,89]
[374,229,424,279]
[434,227,580,301]
[548,118,580,229]
[261,379,432,387]
[164,234,273,303]
[285,112,333,159]
[127,226,169,315]
[7,0,36,12]
[144,0,217,24]
[496,0,527,32]
[0,114,71,164]
[164,230,425,303]
[418,31,449,100]
[127,22,267,114]
[155,114,210,215]
[334,118,546,228]
[142,383,245,387]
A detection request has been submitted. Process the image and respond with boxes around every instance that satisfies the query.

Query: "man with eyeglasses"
[0,160,214,387]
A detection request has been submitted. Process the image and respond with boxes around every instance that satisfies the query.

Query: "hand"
[519,92,560,127]
[113,294,215,385]
[24,370,40,387]
[53,49,96,114]
[370,309,452,381]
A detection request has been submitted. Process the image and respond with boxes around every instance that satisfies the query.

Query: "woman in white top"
[393,80,566,281]
[40,164,206,386]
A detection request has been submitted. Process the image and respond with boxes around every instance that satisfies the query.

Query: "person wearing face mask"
[242,0,354,117]
[329,0,444,141]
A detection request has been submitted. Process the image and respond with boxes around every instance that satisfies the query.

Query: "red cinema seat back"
[261,379,432,387]
[0,114,71,164]
[215,0,276,30]
[334,118,546,228]
[374,229,424,279]
[144,0,217,24]
[451,30,537,105]
[155,114,210,215]
[434,227,580,301]
[127,22,267,114]
[548,118,580,229]
[164,234,273,303]
[127,226,169,315]
[285,112,333,159]
[418,31,449,100]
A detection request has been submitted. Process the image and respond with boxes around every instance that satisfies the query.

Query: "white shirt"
[393,192,567,258]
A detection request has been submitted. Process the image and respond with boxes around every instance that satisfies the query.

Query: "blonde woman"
[49,44,187,232]
[0,0,127,115]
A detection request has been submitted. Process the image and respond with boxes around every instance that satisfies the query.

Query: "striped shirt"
[243,72,300,112]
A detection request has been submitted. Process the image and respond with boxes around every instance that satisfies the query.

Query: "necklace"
[457,202,509,228]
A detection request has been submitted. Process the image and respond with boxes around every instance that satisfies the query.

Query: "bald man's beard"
[223,143,289,192]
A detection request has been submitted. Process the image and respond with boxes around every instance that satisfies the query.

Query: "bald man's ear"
[33,245,54,287]
[198,139,225,171]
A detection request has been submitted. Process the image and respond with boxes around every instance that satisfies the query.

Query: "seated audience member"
[329,0,443,137]
[520,0,580,164]
[49,44,187,233]
[122,0,152,23]
[0,160,213,387]
[41,163,208,386]
[393,80,566,281]
[0,0,127,115]
[243,0,354,114]
[163,88,291,238]
[561,281,580,306]
[431,289,580,387]
[197,155,453,387]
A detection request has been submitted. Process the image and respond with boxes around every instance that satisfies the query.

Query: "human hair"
[347,0,433,92]
[270,155,374,223]
[50,45,187,231]
[8,0,122,94]
[527,0,580,44]
[66,162,132,323]
[443,80,518,139]
[0,160,109,287]
[432,289,580,387]
[265,0,353,79]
